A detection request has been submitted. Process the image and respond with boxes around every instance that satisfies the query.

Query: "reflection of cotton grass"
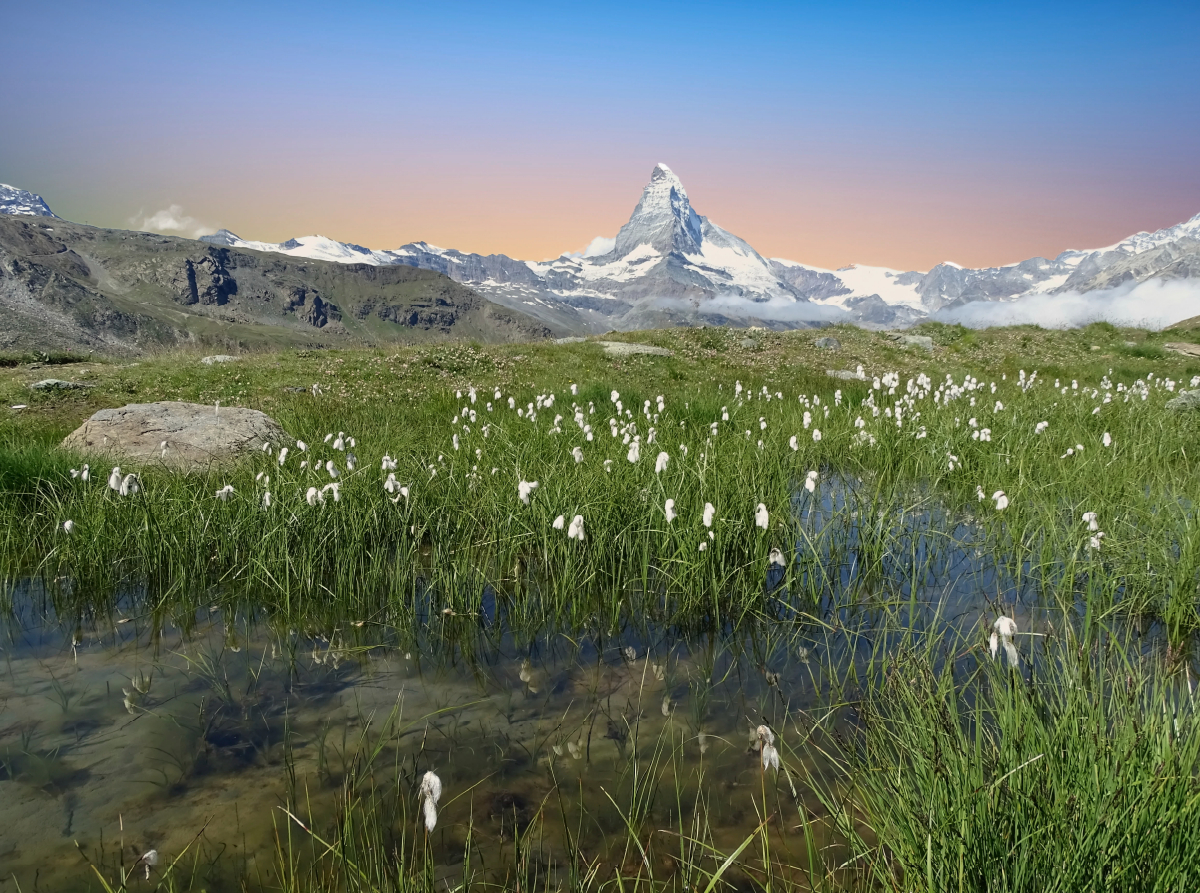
[989,616,1019,669]
[141,849,159,880]
[769,547,786,567]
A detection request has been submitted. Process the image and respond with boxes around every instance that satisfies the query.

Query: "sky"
[2,0,1199,272]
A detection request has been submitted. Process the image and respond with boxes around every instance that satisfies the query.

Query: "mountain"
[202,164,1200,330]
[0,183,58,218]
[0,215,554,356]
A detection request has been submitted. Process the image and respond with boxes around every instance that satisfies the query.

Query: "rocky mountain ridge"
[0,215,553,355]
[201,165,1200,330]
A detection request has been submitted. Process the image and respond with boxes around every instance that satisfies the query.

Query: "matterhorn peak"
[611,163,704,258]
[0,183,58,218]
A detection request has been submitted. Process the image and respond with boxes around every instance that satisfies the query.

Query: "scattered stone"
[554,336,587,345]
[62,401,288,470]
[739,338,759,349]
[597,341,673,357]
[883,332,934,351]
[1165,390,1200,412]
[1090,345,1101,351]
[1123,341,1138,348]
[282,386,308,393]
[826,369,865,381]
[30,379,93,391]
[201,355,238,365]
[814,336,841,350]
[1164,342,1200,358]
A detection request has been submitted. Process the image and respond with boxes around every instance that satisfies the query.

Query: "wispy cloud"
[581,235,615,258]
[130,205,213,239]
[932,279,1200,330]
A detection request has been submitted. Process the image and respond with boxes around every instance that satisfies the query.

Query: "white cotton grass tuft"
[419,770,442,832]
[1102,432,1112,447]
[553,514,565,530]
[655,451,669,473]
[261,491,272,509]
[989,616,1019,669]
[804,470,818,493]
[62,519,74,534]
[755,503,769,530]
[119,474,139,496]
[702,502,715,527]
[1082,511,1099,531]
[992,490,1008,511]
[215,485,235,501]
[664,498,676,523]
[518,480,538,504]
[108,466,122,491]
[769,547,786,567]
[567,514,585,542]
[572,446,584,463]
[627,440,641,463]
[141,848,159,880]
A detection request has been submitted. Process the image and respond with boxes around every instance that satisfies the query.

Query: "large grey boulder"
[62,401,288,469]
[597,341,672,357]
[1165,389,1200,412]
[31,378,93,390]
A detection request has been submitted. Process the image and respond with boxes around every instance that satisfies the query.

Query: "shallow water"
[0,481,1175,890]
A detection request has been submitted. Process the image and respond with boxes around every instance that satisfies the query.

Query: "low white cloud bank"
[657,294,852,323]
[130,205,213,239]
[933,279,1200,330]
[581,235,616,258]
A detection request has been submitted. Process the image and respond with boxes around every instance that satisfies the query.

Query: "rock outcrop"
[62,401,288,470]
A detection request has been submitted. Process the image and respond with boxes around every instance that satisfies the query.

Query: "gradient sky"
[3,0,1199,271]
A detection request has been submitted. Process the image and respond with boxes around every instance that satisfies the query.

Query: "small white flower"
[119,473,139,496]
[664,498,676,523]
[989,616,1019,669]
[62,519,74,534]
[702,502,715,527]
[761,742,781,772]
[755,503,769,530]
[419,771,442,832]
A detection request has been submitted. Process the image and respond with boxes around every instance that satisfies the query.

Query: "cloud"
[581,235,615,258]
[932,278,1200,330]
[130,205,213,239]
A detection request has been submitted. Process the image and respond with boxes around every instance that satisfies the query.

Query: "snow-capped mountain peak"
[0,184,58,218]
[611,162,704,258]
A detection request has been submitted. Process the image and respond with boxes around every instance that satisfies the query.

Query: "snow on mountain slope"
[0,184,58,218]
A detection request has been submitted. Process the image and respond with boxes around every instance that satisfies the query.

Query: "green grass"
[3,323,1200,891]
